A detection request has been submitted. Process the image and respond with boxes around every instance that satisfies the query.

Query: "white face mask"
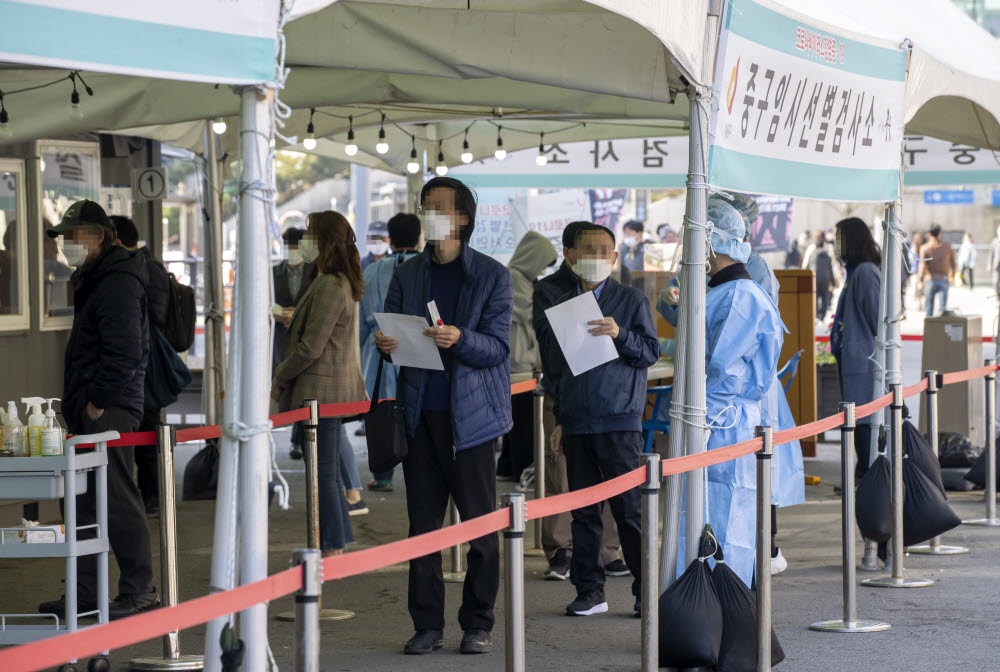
[369,241,389,256]
[287,248,303,266]
[422,210,454,242]
[298,236,320,263]
[623,236,638,248]
[62,241,90,268]
[572,257,613,285]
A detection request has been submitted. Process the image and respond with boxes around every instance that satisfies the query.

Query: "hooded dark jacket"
[63,246,150,433]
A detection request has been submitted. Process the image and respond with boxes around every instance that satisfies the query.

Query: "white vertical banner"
[708,0,907,201]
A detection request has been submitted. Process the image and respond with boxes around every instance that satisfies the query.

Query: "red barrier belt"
[319,400,373,418]
[942,364,998,386]
[903,378,930,398]
[775,412,846,445]
[855,392,893,421]
[527,468,646,520]
[510,379,538,395]
[323,508,510,581]
[0,566,303,672]
[814,335,996,343]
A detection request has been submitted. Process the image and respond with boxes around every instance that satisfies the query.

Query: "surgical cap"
[706,199,752,264]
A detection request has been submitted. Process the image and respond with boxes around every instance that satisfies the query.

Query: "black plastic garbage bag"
[712,552,785,671]
[965,438,999,488]
[183,439,219,501]
[939,432,981,468]
[855,453,892,543]
[903,455,962,546]
[941,467,976,492]
[659,526,723,669]
[902,421,946,496]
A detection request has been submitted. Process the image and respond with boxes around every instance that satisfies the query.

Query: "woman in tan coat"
[273,210,367,554]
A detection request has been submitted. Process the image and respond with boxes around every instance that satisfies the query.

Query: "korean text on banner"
[0,0,279,84]
[707,0,907,202]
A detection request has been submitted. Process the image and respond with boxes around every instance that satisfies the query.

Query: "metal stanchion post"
[755,427,773,672]
[278,400,354,621]
[503,493,526,672]
[965,360,1000,526]
[810,404,890,633]
[527,384,546,556]
[443,499,466,583]
[130,427,205,670]
[292,549,321,672]
[640,454,660,672]
[862,385,933,588]
[911,371,968,552]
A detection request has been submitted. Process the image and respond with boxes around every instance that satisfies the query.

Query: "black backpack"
[163,272,196,352]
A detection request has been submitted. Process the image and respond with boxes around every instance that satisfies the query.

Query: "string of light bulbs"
[0,70,94,138]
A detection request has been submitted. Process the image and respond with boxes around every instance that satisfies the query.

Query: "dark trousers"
[77,407,154,604]
[498,391,534,482]
[816,290,832,320]
[563,431,643,598]
[403,410,499,632]
[962,267,974,289]
[135,407,162,507]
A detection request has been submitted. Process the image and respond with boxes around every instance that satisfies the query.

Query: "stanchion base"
[963,518,1000,527]
[275,608,355,622]
[861,575,934,588]
[129,655,205,671]
[808,619,891,633]
[443,572,466,583]
[523,547,546,557]
[906,544,969,555]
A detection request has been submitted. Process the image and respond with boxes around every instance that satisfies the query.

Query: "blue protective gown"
[669,267,784,586]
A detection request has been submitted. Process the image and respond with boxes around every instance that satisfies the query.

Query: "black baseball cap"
[47,200,114,238]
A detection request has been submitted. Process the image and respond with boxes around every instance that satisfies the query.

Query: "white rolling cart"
[0,431,118,672]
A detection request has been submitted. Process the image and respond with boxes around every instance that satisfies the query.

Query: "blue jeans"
[925,277,949,316]
[337,423,362,490]
[317,418,354,551]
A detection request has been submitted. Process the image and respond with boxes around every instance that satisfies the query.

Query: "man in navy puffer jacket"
[377,177,512,656]
[546,224,660,619]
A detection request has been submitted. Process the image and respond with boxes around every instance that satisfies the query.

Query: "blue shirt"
[576,278,609,300]
[422,256,463,411]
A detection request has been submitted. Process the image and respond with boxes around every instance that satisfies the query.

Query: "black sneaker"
[289,446,303,460]
[633,597,641,618]
[38,595,97,618]
[109,590,160,620]
[404,629,444,655]
[544,549,571,581]
[348,499,369,516]
[460,628,492,654]
[566,588,608,616]
[604,559,631,577]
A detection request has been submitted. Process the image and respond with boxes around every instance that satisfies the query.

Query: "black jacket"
[139,246,170,331]
[63,246,150,433]
[532,261,578,397]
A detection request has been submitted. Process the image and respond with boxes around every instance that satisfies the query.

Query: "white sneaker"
[770,548,788,575]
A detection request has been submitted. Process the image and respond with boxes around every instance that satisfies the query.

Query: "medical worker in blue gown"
[657,196,785,587]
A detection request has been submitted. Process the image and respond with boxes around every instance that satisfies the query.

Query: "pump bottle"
[22,397,46,457]
[2,401,25,457]
[40,398,64,456]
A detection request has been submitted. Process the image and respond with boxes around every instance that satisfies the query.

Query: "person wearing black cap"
[39,200,159,619]
[361,219,390,270]
[531,222,628,583]
[542,223,660,618]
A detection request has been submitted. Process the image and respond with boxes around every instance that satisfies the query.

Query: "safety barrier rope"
[815,334,997,343]
[1,365,995,672]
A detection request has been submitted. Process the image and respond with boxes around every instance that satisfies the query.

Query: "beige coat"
[274,272,367,413]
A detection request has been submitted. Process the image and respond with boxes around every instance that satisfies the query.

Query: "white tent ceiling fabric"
[0,0,997,158]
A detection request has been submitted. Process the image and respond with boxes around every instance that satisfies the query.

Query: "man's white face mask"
[369,240,390,256]
[287,247,303,266]
[422,211,454,241]
[572,257,613,284]
[62,241,90,267]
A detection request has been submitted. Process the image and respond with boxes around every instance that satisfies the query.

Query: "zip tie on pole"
[223,420,273,443]
[267,431,291,511]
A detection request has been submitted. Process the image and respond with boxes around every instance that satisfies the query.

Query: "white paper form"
[544,291,619,376]
[374,312,445,370]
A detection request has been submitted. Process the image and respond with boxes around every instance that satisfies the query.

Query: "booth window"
[0,160,29,331]
[37,140,100,331]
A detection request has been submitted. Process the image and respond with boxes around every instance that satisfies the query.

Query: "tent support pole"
[201,122,227,427]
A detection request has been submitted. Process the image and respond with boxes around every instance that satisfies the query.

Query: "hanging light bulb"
[460,128,473,163]
[212,118,227,135]
[344,116,358,156]
[494,126,506,161]
[536,133,548,166]
[302,108,317,150]
[406,136,420,174]
[375,113,389,154]
[68,73,83,121]
[435,141,448,176]
[0,97,10,139]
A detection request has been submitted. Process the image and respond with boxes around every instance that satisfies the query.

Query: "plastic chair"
[641,385,673,453]
[777,349,804,394]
